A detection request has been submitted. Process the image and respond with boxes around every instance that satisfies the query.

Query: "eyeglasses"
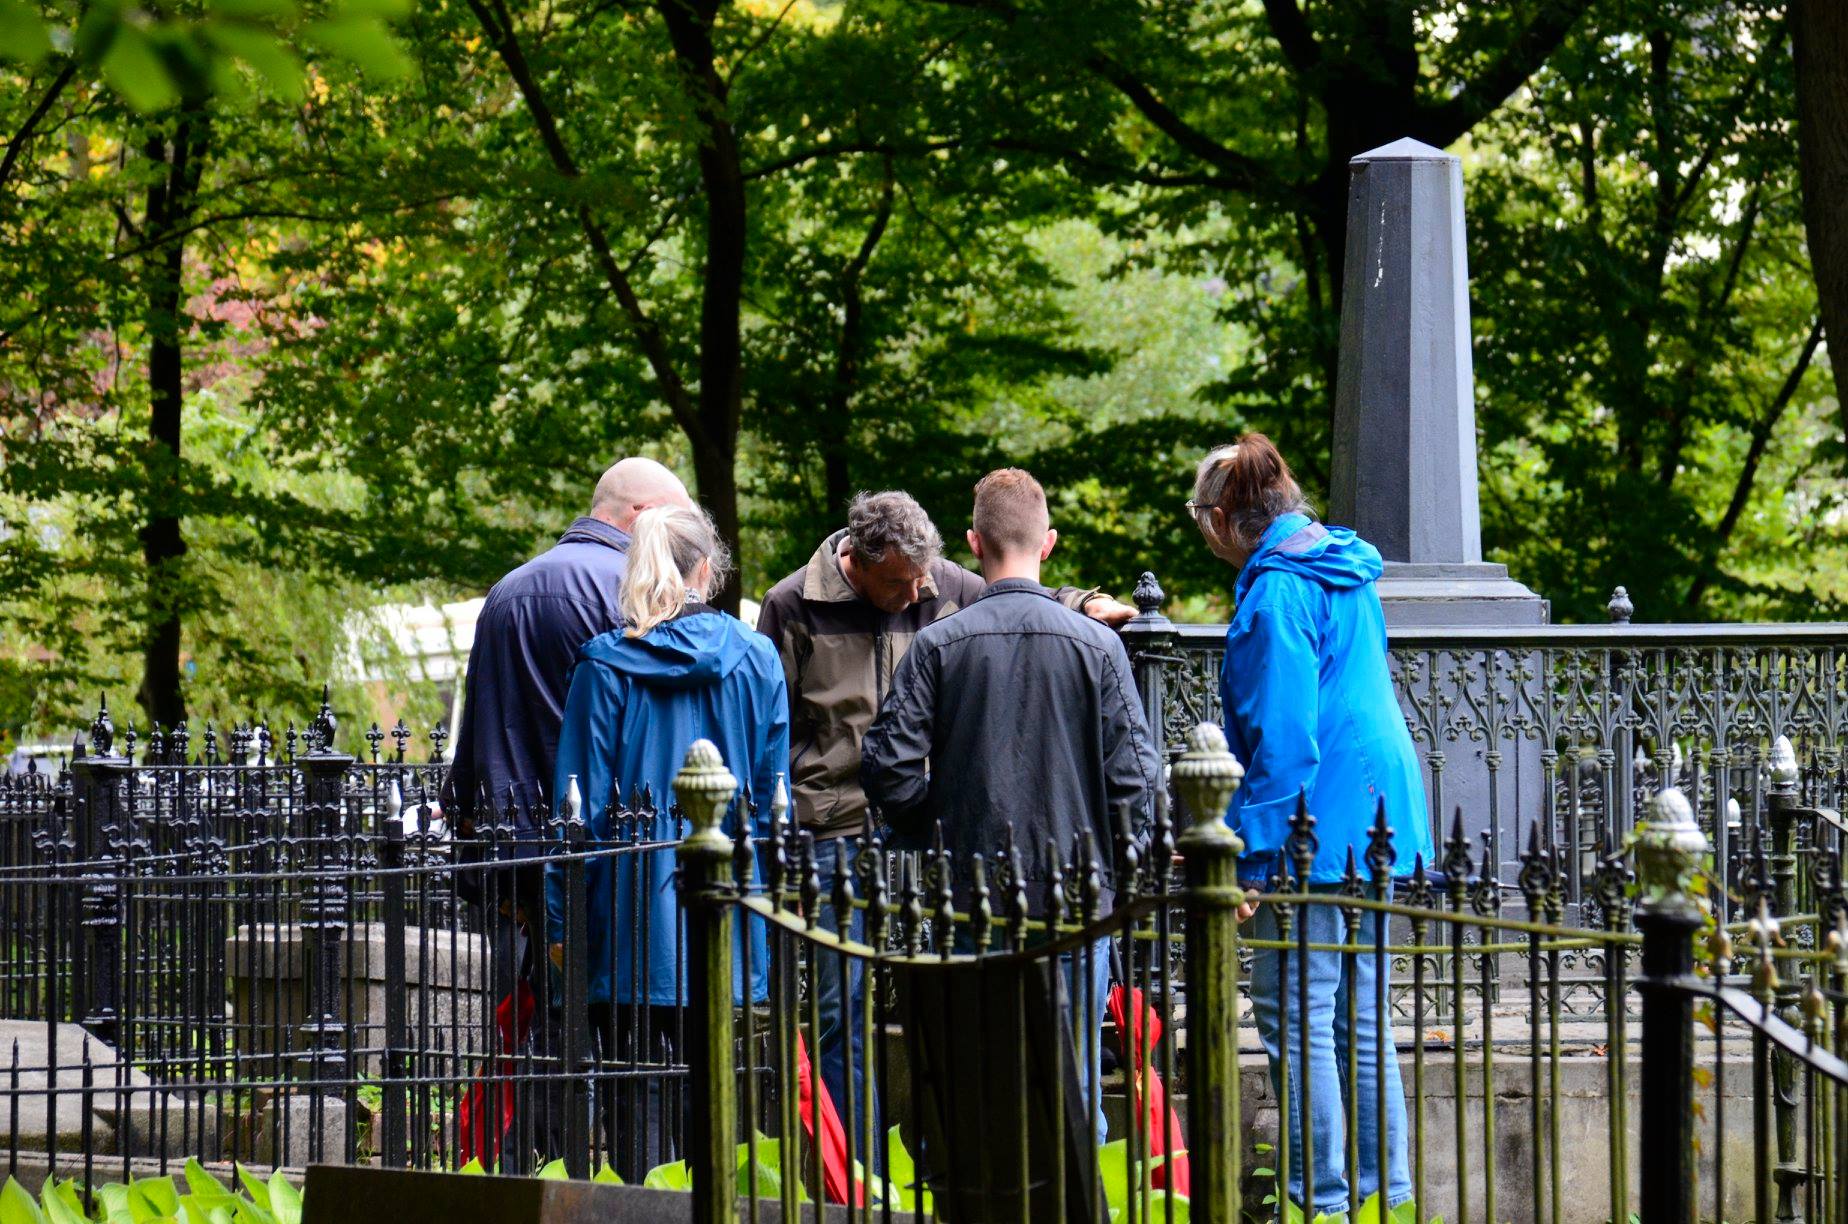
[1184,499,1211,517]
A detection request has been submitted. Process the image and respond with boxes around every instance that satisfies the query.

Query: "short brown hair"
[972,468,1050,556]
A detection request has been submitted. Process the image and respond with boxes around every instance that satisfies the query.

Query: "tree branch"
[1086,53,1275,192]
[926,0,1281,196]
[1414,0,1596,148]
[1682,317,1826,612]
[0,60,77,197]
[1261,0,1320,76]
[462,0,702,443]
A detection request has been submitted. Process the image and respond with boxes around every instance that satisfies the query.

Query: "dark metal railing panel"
[0,702,695,1194]
[1120,574,1848,911]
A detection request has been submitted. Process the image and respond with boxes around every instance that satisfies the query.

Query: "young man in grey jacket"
[861,467,1161,1142]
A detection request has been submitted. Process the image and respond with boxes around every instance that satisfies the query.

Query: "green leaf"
[39,1183,87,1224]
[455,1159,485,1176]
[233,1169,270,1214]
[208,0,297,19]
[535,1160,568,1181]
[2,1178,47,1224]
[130,1178,181,1221]
[264,1175,299,1224]
[99,24,180,112]
[303,17,408,79]
[202,23,305,100]
[641,1161,692,1192]
[96,1183,134,1224]
[883,1127,932,1215]
[37,1185,84,1224]
[1096,1139,1129,1210]
[591,1166,623,1185]
[332,0,410,19]
[0,0,53,65]
[183,1160,232,1203]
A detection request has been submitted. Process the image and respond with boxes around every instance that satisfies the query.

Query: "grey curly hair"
[846,491,943,569]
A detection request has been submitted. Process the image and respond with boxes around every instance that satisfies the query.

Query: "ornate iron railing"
[1118,573,1848,921]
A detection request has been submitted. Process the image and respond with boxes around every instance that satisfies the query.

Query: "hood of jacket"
[1235,513,1383,603]
[579,609,753,690]
[555,516,631,552]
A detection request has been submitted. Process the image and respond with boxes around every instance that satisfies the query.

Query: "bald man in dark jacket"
[447,459,690,853]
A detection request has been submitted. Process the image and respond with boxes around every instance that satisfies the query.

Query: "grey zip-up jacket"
[756,531,1096,839]
[859,578,1160,911]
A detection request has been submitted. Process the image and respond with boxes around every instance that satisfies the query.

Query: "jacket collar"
[975,576,1055,602]
[1234,512,1315,602]
[800,527,941,605]
[556,516,632,553]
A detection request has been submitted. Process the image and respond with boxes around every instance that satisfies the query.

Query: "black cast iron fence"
[0,696,736,1191]
[672,723,1848,1224]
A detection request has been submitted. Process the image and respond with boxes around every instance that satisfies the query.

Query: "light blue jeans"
[1249,895,1413,1215]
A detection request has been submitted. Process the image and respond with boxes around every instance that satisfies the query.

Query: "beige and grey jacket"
[755,529,1096,840]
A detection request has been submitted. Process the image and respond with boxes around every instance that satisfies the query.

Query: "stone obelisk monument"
[1330,138,1547,626]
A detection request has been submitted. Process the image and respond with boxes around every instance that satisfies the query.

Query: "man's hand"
[1237,898,1259,924]
[1083,595,1138,628]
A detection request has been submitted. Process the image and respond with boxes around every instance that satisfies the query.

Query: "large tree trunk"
[135,112,207,731]
[658,0,747,612]
[1791,0,1848,428]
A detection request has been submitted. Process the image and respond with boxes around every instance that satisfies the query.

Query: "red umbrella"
[1107,984,1189,1194]
[794,1032,864,1205]
[457,979,535,1167]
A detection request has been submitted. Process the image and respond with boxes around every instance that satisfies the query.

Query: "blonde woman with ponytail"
[545,505,787,1177]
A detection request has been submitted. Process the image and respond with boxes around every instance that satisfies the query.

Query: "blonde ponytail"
[621,506,732,637]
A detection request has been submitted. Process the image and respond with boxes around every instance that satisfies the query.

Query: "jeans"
[1064,937,1112,1147]
[811,836,882,1172]
[1249,895,1413,1215]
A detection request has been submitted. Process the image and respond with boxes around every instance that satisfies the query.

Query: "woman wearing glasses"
[1188,433,1430,1219]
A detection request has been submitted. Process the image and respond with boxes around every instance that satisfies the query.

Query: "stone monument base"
[1376,561,1548,627]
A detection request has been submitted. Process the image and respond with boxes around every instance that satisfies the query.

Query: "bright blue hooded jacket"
[1220,514,1434,884]
[545,607,788,1007]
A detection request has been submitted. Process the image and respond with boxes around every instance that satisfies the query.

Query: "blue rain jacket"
[1220,514,1433,884]
[545,608,788,1006]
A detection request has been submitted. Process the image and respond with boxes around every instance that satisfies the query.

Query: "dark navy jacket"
[447,517,631,844]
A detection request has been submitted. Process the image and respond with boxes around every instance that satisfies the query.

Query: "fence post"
[1634,785,1710,1224]
[1763,734,1805,1222]
[70,702,128,1047]
[296,696,355,1160]
[675,740,739,1224]
[1121,572,1177,757]
[1172,722,1246,1222]
[560,777,591,1177]
[378,783,409,1169]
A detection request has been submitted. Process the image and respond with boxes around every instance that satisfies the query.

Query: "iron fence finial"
[1634,786,1708,917]
[563,773,583,828]
[674,739,737,856]
[1132,572,1165,618]
[1171,722,1244,854]
[1607,586,1634,624]
[1770,735,1799,789]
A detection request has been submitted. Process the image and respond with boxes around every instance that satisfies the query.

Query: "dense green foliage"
[0,0,1837,744]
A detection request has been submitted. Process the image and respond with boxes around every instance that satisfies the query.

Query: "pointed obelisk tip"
[1351,136,1453,164]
